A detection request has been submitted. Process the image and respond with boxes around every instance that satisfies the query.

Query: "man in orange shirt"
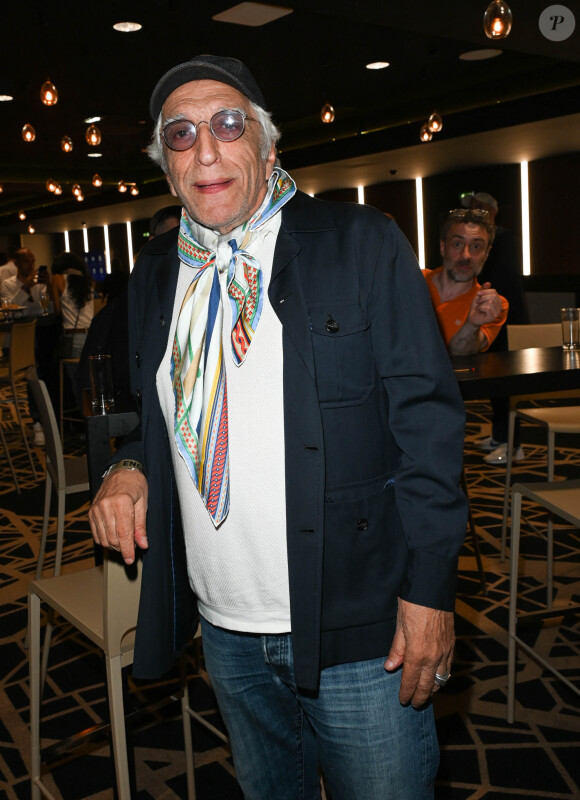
[424,208,508,356]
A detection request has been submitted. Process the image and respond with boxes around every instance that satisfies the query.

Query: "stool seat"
[515,406,580,434]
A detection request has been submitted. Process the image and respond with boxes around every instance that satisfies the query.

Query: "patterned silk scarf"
[171,168,296,526]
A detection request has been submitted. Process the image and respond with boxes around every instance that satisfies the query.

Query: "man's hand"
[468,281,503,328]
[88,470,149,565]
[384,598,455,708]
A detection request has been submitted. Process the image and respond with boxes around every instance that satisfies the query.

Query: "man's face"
[15,249,35,278]
[440,223,490,283]
[161,80,276,234]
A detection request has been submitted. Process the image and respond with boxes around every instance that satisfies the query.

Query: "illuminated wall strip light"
[415,177,426,269]
[357,185,365,205]
[520,161,531,276]
[64,230,70,252]
[103,224,112,274]
[82,227,89,253]
[126,221,134,271]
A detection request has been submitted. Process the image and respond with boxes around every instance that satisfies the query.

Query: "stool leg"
[106,654,132,800]
[180,660,196,800]
[507,489,523,723]
[461,469,486,595]
[547,430,555,609]
[29,591,42,800]
[501,409,516,561]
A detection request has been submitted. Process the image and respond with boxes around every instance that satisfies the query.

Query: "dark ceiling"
[1,0,579,229]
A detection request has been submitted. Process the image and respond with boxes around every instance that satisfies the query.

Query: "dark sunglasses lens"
[211,110,245,141]
[163,120,196,151]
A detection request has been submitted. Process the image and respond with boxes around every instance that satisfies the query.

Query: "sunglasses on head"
[447,208,490,221]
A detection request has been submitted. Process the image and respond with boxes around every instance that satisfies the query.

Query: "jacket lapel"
[140,247,179,438]
[269,224,316,382]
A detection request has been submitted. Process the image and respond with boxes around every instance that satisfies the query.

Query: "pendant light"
[419,124,432,143]
[61,135,73,153]
[22,124,36,142]
[130,184,139,196]
[86,124,102,146]
[40,79,58,105]
[28,224,35,234]
[428,111,443,133]
[18,210,26,220]
[92,174,103,187]
[320,103,335,124]
[118,180,127,193]
[46,178,57,193]
[53,183,62,195]
[72,184,82,197]
[484,0,513,39]
[0,184,4,193]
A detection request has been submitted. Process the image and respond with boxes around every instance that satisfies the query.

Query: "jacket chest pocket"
[309,302,374,407]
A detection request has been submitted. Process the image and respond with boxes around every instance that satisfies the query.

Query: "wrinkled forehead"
[446,222,489,243]
[161,79,250,120]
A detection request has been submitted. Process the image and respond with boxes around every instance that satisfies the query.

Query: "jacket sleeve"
[369,219,467,611]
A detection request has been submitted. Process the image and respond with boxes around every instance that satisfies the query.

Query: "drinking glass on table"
[561,307,579,350]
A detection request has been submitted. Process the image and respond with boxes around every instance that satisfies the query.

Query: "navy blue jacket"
[119,191,467,692]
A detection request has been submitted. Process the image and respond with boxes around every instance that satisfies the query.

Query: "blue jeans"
[200,618,439,800]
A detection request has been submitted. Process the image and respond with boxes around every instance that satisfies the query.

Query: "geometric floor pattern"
[0,400,579,799]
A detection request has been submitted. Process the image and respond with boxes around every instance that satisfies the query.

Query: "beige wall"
[20,234,54,270]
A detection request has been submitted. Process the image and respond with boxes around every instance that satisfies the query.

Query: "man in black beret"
[90,54,467,800]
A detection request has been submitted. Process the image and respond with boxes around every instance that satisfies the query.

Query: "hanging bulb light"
[484,0,513,39]
[427,111,443,133]
[72,184,82,196]
[0,184,4,193]
[130,184,139,196]
[61,135,73,152]
[76,193,84,202]
[40,78,58,105]
[53,183,62,195]
[92,173,103,187]
[18,210,26,220]
[320,102,335,124]
[46,178,57,193]
[118,180,127,193]
[28,224,35,234]
[86,123,102,146]
[419,124,432,143]
[22,124,36,142]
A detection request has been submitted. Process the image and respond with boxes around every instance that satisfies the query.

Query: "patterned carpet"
[0,399,579,800]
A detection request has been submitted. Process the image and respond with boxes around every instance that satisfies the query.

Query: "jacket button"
[136,389,142,400]
[325,316,339,333]
[135,352,141,366]
[355,519,368,532]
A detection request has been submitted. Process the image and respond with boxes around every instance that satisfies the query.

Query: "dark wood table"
[453,346,580,400]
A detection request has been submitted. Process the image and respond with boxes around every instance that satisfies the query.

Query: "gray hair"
[147,101,280,173]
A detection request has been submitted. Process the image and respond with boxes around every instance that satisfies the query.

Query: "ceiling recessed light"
[113,21,142,33]
[84,115,102,124]
[0,94,13,102]
[366,61,390,70]
[87,152,102,158]
[459,49,502,61]
[213,2,293,27]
